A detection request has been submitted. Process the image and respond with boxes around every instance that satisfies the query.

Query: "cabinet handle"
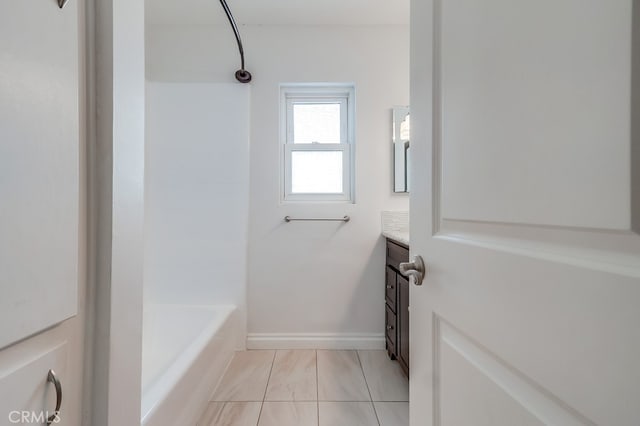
[58,0,70,8]
[47,369,62,425]
[386,325,394,331]
[386,285,393,289]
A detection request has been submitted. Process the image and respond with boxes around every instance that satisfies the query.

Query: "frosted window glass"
[293,103,341,143]
[291,151,343,193]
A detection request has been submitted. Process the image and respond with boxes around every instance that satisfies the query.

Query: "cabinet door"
[398,274,410,375]
[387,240,409,270]
[0,0,79,348]
[0,0,83,424]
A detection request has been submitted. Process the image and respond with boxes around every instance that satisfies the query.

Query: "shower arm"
[219,0,252,83]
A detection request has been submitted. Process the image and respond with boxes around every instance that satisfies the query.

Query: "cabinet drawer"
[386,336,396,359]
[385,267,397,309]
[386,240,409,270]
[385,304,397,349]
[0,342,67,425]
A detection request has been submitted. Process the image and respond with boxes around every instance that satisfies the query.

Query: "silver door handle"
[58,0,70,8]
[399,255,426,286]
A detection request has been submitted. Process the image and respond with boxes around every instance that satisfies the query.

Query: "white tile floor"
[198,350,409,426]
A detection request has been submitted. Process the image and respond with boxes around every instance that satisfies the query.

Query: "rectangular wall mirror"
[393,106,410,193]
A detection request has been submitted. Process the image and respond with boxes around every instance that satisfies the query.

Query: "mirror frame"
[392,106,410,193]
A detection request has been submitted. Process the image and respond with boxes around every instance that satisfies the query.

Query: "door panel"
[410,1,640,425]
[437,319,592,426]
[439,326,545,426]
[0,0,80,349]
[439,0,631,230]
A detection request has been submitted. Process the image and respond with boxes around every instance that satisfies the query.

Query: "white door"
[0,0,85,424]
[409,1,640,425]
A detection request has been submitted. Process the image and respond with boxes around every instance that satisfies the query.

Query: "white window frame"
[280,84,355,202]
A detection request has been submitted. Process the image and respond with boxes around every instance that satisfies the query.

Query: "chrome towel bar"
[284,215,350,223]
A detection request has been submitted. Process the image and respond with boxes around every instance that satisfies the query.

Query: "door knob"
[399,255,426,286]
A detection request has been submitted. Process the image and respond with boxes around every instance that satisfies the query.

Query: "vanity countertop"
[381,211,410,246]
[383,230,410,246]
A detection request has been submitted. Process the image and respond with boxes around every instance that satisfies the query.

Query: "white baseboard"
[246,333,385,350]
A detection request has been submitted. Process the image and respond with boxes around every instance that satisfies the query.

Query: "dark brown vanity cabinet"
[385,238,410,376]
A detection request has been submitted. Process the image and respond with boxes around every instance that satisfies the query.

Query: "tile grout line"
[356,350,382,426]
[255,350,278,426]
[215,352,237,425]
[316,349,320,426]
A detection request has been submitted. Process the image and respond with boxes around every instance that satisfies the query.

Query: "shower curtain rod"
[219,0,252,83]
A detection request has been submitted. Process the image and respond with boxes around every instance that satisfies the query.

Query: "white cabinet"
[0,0,83,424]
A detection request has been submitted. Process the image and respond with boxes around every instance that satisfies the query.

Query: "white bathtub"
[141,304,237,426]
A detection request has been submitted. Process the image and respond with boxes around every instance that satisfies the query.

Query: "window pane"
[293,103,341,143]
[291,151,343,193]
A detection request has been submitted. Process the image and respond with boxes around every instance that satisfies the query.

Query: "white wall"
[146,24,409,347]
[91,0,145,424]
[144,82,250,342]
